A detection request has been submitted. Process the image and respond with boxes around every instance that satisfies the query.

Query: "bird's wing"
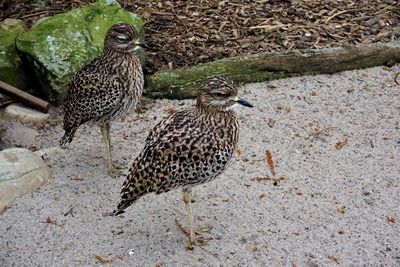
[64,67,125,125]
[143,110,188,148]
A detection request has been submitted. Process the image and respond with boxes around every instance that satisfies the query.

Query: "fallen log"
[145,41,400,99]
[0,81,50,113]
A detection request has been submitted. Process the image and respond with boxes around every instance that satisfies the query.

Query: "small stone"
[2,103,50,123]
[0,148,52,210]
[0,122,39,148]
[35,146,65,159]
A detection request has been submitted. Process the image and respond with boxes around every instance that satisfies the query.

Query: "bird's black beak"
[236,96,254,108]
[138,40,149,49]
[133,39,149,49]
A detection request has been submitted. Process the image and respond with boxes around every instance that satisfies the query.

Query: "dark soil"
[1,0,399,75]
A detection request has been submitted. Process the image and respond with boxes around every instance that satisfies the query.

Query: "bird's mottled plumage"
[113,76,253,248]
[60,23,146,177]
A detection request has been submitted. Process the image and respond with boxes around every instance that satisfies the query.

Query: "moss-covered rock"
[0,19,27,89]
[16,0,144,105]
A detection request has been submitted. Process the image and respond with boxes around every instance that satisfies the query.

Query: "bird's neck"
[101,48,139,62]
[194,102,236,121]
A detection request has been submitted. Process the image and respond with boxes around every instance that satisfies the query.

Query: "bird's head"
[197,76,254,111]
[104,23,148,53]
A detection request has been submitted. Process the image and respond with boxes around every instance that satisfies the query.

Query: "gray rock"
[2,103,50,123]
[0,121,39,148]
[35,146,65,160]
[0,148,52,210]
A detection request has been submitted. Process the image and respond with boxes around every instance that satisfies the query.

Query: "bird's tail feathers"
[113,176,149,216]
[113,200,132,216]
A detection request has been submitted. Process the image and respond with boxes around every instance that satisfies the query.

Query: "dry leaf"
[71,175,83,181]
[335,138,348,150]
[236,148,242,156]
[45,216,53,224]
[116,255,124,260]
[288,186,303,196]
[267,118,276,128]
[163,106,177,115]
[337,206,346,214]
[251,244,259,252]
[95,255,113,264]
[265,150,276,177]
[258,193,266,201]
[328,255,340,263]
[387,215,397,224]
[252,175,287,184]
[1,205,10,214]
[382,66,393,72]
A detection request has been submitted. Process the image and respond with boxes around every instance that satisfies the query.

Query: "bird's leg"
[101,122,122,178]
[105,121,125,170]
[180,188,208,250]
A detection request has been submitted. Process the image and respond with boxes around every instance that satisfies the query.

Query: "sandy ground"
[1,66,399,266]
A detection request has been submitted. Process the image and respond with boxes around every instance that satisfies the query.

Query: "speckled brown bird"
[60,23,147,178]
[112,76,253,249]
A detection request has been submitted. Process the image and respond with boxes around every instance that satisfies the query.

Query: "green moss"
[16,0,144,105]
[0,19,27,89]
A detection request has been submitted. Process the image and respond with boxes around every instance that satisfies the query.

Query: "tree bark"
[145,41,400,99]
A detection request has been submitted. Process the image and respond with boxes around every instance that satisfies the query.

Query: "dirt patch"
[2,0,399,75]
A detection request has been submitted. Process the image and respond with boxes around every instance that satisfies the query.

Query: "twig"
[249,24,287,31]
[325,10,349,23]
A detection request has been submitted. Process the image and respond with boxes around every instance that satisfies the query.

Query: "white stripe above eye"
[117,35,129,40]
[210,99,228,106]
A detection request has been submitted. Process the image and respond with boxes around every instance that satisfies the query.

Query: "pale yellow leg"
[181,188,208,250]
[101,121,123,178]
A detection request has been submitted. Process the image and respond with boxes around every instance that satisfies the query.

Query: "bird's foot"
[108,166,123,178]
[186,237,208,250]
[113,161,126,170]
[175,218,210,250]
[191,226,210,235]
[175,219,209,236]
[107,161,126,178]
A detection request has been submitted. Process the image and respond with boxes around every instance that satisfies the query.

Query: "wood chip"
[95,255,113,264]
[335,138,348,150]
[71,175,83,181]
[337,206,346,214]
[328,255,340,263]
[265,150,276,177]
[387,215,397,224]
